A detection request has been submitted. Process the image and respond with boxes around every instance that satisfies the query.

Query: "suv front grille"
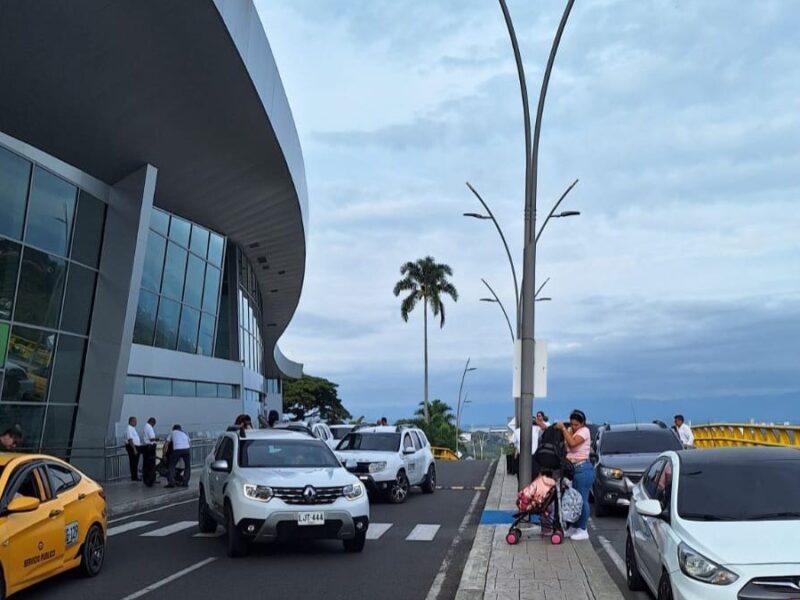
[738,577,800,599]
[625,472,642,483]
[346,462,372,474]
[272,486,345,505]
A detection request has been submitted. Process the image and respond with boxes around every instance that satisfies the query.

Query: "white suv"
[335,426,436,504]
[198,428,370,557]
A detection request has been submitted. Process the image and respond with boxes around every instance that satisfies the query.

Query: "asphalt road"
[589,504,652,600]
[17,460,494,600]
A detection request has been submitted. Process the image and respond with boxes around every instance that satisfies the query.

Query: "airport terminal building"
[0,1,307,479]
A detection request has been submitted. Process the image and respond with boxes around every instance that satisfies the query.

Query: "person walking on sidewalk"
[165,424,191,488]
[673,414,695,448]
[125,417,142,481]
[556,409,594,541]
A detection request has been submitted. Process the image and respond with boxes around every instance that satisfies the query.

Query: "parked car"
[626,447,800,600]
[335,426,436,503]
[0,453,107,598]
[329,424,355,443]
[591,422,682,516]
[198,428,369,557]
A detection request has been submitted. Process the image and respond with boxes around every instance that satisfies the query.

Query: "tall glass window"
[237,248,265,375]
[133,208,225,357]
[0,143,105,456]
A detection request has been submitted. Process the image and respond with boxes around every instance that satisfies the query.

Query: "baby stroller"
[506,428,581,546]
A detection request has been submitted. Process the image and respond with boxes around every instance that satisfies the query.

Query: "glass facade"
[0,144,106,455]
[125,375,238,399]
[237,248,265,374]
[133,208,225,356]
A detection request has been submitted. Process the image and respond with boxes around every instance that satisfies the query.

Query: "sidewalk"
[104,476,199,518]
[456,458,622,600]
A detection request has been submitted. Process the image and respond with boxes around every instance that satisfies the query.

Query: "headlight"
[368,461,387,473]
[243,483,274,502]
[343,483,364,500]
[678,543,738,585]
[600,466,623,480]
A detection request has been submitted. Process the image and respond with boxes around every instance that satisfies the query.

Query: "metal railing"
[103,438,217,481]
[432,446,459,461]
[692,424,800,449]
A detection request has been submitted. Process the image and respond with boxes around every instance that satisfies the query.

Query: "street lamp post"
[455,359,477,456]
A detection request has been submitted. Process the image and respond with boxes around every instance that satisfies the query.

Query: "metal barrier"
[432,446,459,461]
[692,424,800,449]
[103,438,217,481]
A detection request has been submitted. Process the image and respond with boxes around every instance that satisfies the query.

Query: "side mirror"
[403,448,415,455]
[635,499,665,518]
[210,459,230,472]
[7,496,41,514]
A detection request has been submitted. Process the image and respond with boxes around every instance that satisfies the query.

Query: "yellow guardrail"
[692,423,800,449]
[431,446,459,461]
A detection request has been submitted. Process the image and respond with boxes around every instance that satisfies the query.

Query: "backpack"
[535,425,575,478]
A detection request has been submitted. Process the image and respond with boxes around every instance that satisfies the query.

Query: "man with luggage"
[165,424,191,488]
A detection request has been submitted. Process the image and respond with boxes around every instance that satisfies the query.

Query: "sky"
[254,0,800,428]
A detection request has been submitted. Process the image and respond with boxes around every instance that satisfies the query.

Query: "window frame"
[44,462,80,496]
[643,458,667,499]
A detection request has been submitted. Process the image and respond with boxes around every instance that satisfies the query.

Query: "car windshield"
[238,439,340,468]
[331,427,352,440]
[679,458,800,521]
[336,433,400,452]
[600,431,682,454]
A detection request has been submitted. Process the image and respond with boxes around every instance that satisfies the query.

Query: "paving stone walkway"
[455,458,622,600]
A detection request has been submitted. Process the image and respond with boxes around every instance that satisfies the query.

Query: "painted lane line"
[141,521,197,537]
[597,535,626,578]
[406,524,441,541]
[119,557,217,600]
[108,498,196,524]
[108,521,157,537]
[365,523,393,540]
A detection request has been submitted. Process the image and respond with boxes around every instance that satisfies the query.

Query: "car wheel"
[79,524,105,577]
[625,531,646,591]
[657,571,674,600]
[387,471,410,504]
[198,486,217,533]
[422,464,436,494]
[343,531,366,553]
[225,503,250,558]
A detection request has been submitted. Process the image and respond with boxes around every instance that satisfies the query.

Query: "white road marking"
[108,521,157,537]
[119,557,217,600]
[141,521,197,537]
[406,524,441,541]
[108,498,196,524]
[365,523,393,540]
[597,535,626,577]
[193,529,224,538]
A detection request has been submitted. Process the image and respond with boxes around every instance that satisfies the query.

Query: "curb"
[107,487,198,518]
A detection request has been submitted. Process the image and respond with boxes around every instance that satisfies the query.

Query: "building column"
[70,164,158,479]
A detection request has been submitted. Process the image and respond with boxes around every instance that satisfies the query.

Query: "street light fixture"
[455,359,477,456]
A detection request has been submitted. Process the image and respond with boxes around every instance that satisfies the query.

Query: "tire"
[198,487,217,533]
[387,471,410,504]
[657,571,674,600]
[626,531,646,591]
[422,464,436,494]
[78,524,105,578]
[225,503,250,558]
[343,531,366,553]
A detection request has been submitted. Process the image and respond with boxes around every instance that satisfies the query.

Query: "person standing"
[267,410,279,427]
[0,426,23,450]
[141,417,158,485]
[165,424,191,488]
[556,409,594,541]
[125,417,142,481]
[674,415,695,448]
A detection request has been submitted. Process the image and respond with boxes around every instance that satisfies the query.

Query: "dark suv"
[591,422,682,516]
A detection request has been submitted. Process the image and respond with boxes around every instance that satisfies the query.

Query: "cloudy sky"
[254,0,800,427]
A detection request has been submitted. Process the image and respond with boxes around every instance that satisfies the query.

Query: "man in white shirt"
[125,416,141,481]
[141,417,158,485]
[674,415,695,448]
[165,424,191,488]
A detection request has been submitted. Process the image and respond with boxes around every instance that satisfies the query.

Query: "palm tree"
[393,256,458,424]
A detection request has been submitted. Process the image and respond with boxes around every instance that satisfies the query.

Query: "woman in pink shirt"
[555,409,595,540]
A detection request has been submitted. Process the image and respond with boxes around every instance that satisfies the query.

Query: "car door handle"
[49,509,63,518]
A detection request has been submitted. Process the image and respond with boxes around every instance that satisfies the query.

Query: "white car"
[626,447,800,600]
[198,428,370,557]
[335,426,436,503]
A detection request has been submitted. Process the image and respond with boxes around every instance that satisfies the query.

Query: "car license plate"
[297,512,324,526]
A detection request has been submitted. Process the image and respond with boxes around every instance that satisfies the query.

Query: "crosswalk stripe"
[366,523,393,540]
[108,521,157,537]
[141,521,197,537]
[406,524,440,541]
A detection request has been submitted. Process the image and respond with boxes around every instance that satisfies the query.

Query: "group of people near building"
[125,416,191,488]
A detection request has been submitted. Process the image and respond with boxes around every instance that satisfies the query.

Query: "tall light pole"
[499,0,576,490]
[455,358,477,456]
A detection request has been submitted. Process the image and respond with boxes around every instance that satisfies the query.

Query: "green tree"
[397,399,459,450]
[282,375,352,423]
[393,256,458,424]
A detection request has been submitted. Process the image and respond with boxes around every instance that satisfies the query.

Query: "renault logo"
[303,486,317,501]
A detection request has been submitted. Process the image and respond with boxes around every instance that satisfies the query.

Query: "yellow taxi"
[0,453,107,598]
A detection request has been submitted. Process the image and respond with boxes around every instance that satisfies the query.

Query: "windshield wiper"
[680,513,740,521]
[741,512,800,521]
